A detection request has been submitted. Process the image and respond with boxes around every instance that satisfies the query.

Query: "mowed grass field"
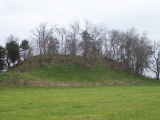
[0,86,160,120]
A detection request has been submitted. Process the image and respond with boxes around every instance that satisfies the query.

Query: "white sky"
[0,0,160,46]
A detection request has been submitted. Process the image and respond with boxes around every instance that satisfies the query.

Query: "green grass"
[0,86,160,120]
[29,64,120,81]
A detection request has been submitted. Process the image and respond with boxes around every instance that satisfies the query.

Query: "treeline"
[0,20,160,79]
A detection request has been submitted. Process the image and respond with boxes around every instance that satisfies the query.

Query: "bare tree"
[150,41,160,80]
[56,27,69,55]
[125,29,137,69]
[47,37,59,55]
[32,23,55,66]
[108,29,122,60]
[134,33,153,75]
[90,25,104,57]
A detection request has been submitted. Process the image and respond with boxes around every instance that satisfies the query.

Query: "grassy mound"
[0,55,159,86]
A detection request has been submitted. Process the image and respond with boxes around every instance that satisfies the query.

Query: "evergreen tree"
[80,30,93,64]
[5,40,20,67]
[0,45,5,72]
[20,39,30,60]
[20,39,29,51]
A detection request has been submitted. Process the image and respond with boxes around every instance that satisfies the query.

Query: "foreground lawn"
[0,86,160,120]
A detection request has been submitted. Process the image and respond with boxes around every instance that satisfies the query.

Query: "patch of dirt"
[0,78,141,87]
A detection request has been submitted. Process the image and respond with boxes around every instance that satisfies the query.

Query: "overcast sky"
[0,0,160,46]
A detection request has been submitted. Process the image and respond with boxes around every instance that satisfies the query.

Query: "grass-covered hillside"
[0,54,159,86]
